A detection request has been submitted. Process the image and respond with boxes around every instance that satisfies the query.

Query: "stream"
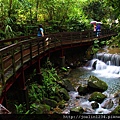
[62,58,120,114]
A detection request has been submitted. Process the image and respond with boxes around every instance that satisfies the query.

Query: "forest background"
[0,0,120,41]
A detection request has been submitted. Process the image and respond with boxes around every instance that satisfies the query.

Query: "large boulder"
[89,92,107,103]
[88,75,108,92]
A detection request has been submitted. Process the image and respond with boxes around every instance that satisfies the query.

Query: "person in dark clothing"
[96,24,101,37]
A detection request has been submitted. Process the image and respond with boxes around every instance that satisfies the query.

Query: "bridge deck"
[0,29,117,103]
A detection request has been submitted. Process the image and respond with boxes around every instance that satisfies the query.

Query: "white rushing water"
[84,59,120,78]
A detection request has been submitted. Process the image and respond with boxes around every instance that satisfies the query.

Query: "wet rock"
[77,84,88,95]
[63,79,76,91]
[83,107,94,113]
[113,91,120,98]
[101,98,114,109]
[70,106,84,114]
[110,105,120,114]
[42,98,57,108]
[57,79,75,92]
[119,98,120,105]
[88,75,108,92]
[92,60,97,69]
[89,92,107,103]
[76,95,81,99]
[91,101,99,109]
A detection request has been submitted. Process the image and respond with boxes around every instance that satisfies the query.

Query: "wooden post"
[2,90,7,108]
[60,56,65,67]
[11,48,16,75]
[30,42,32,60]
[0,53,5,86]
[20,43,23,66]
[60,49,65,67]
[36,58,40,73]
[18,69,29,110]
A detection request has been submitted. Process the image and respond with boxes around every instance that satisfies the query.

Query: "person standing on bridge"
[37,24,44,47]
[37,24,44,37]
[96,22,101,37]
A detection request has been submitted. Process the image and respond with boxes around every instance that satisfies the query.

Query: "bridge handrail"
[0,29,116,95]
[0,29,115,47]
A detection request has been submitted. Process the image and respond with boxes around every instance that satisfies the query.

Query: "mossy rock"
[70,106,84,114]
[89,92,107,103]
[58,88,70,101]
[77,84,88,95]
[43,97,57,108]
[88,75,108,92]
[57,79,75,92]
[111,105,120,114]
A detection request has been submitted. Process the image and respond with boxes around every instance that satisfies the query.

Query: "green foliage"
[61,67,68,72]
[29,69,36,79]
[91,33,120,55]
[29,103,42,114]
[91,39,100,54]
[106,0,120,20]
[22,59,62,114]
[0,0,90,39]
[1,0,119,40]
[16,60,61,114]
[91,38,107,54]
[41,62,61,97]
[105,34,120,47]
[14,104,30,114]
[82,0,110,22]
[5,25,15,38]
[28,82,44,102]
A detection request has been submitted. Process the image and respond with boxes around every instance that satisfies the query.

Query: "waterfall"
[94,53,120,66]
[84,53,120,77]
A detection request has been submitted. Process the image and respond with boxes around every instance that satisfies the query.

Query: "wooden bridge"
[0,29,117,106]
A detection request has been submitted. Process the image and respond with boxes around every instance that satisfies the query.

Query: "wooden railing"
[0,29,116,95]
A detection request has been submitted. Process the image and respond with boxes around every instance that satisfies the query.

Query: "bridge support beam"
[60,56,65,67]
[60,49,65,67]
[17,68,29,110]
[18,87,29,111]
[2,91,7,108]
[36,58,41,73]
